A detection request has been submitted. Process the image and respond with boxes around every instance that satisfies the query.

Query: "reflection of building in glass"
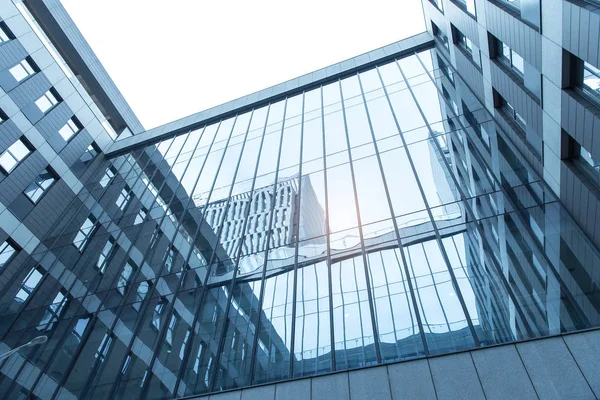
[0,0,599,399]
[205,175,325,268]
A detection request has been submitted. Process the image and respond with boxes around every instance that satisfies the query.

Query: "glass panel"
[404,239,475,355]
[253,269,294,384]
[331,255,376,370]
[293,261,331,377]
[213,278,262,391]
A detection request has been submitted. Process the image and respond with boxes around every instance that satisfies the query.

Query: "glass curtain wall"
[1,49,600,400]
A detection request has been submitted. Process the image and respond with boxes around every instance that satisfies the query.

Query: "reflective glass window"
[9,57,37,82]
[24,167,56,203]
[58,116,82,141]
[0,240,16,268]
[74,216,97,251]
[34,89,60,113]
[0,138,32,173]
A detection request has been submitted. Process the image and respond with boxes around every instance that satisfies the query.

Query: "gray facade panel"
[348,367,391,400]
[387,359,436,400]
[470,345,538,400]
[517,337,596,400]
[274,379,311,400]
[428,353,485,400]
[311,373,350,400]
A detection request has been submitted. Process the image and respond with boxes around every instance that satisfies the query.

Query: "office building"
[0,0,598,399]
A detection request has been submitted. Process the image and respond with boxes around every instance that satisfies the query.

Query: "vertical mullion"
[356,71,431,356]
[337,79,382,364]
[138,115,242,399]
[205,105,275,392]
[288,92,305,378]
[247,98,290,384]
[394,56,481,347]
[320,85,336,372]
[412,51,550,338]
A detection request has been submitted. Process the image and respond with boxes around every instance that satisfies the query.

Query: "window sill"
[575,87,600,110]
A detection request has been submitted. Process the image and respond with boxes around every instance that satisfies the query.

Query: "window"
[0,108,8,123]
[80,142,100,165]
[153,298,167,330]
[454,0,476,16]
[97,238,115,273]
[432,22,449,51]
[0,21,14,43]
[133,280,151,311]
[429,0,444,12]
[500,97,527,131]
[37,290,68,332]
[0,138,32,174]
[150,227,161,248]
[0,240,16,268]
[453,26,481,68]
[99,166,117,187]
[9,57,37,82]
[583,62,600,102]
[24,168,56,203]
[116,186,132,211]
[437,55,454,86]
[498,42,524,76]
[134,208,147,225]
[117,261,136,295]
[72,317,90,344]
[165,313,178,347]
[574,144,600,188]
[95,334,113,364]
[122,354,132,374]
[34,89,60,113]
[180,329,191,359]
[58,117,82,141]
[164,246,175,273]
[74,216,97,251]
[499,0,520,10]
[15,266,43,303]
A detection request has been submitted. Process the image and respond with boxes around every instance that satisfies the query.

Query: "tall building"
[0,0,598,399]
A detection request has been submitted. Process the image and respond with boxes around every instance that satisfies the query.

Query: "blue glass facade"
[0,0,599,399]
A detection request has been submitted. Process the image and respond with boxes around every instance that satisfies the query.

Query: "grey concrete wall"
[187,329,600,400]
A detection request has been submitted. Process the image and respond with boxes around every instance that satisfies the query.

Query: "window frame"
[432,22,449,52]
[34,88,61,114]
[58,116,83,142]
[115,185,132,211]
[581,61,600,106]
[73,215,97,252]
[0,239,17,269]
[117,260,136,295]
[96,237,116,274]
[15,266,44,304]
[23,167,57,204]
[80,142,100,165]
[0,137,33,174]
[0,21,14,43]
[452,0,476,17]
[9,56,38,84]
[99,166,117,188]
[497,41,525,78]
[37,290,68,332]
[452,25,481,69]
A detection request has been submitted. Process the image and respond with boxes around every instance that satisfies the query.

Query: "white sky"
[60,0,425,130]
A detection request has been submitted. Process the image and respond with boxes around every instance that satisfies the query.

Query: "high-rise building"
[0,0,598,399]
